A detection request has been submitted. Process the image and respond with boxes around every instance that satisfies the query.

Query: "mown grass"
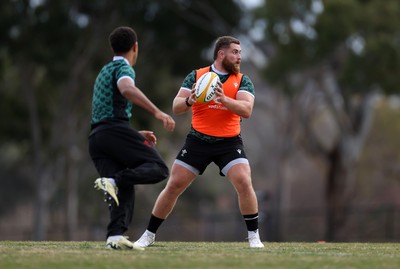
[0,241,399,269]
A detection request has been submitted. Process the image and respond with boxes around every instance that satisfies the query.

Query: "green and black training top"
[91,57,135,125]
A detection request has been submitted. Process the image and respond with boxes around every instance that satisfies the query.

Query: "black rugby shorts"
[175,133,248,176]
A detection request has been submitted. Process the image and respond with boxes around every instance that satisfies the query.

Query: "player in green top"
[91,59,136,124]
[89,26,175,250]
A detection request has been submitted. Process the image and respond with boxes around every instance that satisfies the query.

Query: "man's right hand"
[155,111,175,132]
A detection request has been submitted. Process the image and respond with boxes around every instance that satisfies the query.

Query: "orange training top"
[192,66,243,137]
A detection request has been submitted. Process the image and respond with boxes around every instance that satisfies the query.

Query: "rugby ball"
[194,72,220,103]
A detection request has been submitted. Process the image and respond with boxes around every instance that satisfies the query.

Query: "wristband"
[185,97,192,107]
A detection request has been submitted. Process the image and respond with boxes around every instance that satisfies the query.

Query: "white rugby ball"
[194,72,220,103]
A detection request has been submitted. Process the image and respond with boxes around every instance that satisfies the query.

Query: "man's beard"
[222,58,240,74]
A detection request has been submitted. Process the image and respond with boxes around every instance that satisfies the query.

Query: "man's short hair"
[213,36,240,60]
[109,26,137,54]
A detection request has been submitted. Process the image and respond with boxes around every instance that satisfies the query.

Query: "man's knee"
[159,163,170,180]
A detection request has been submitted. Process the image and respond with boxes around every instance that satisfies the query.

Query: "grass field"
[1,241,399,269]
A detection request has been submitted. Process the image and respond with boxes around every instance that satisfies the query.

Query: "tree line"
[0,0,399,241]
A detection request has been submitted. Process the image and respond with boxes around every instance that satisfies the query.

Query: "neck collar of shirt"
[113,56,130,65]
[211,63,229,76]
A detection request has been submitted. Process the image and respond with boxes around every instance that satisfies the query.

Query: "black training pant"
[88,125,169,237]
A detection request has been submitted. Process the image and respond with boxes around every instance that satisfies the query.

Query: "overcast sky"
[240,0,264,9]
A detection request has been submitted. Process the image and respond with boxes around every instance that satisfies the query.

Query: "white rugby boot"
[94,177,119,206]
[134,230,156,248]
[248,230,265,248]
[106,235,144,251]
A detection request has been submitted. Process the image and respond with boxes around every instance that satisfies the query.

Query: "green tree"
[252,0,400,241]
[0,0,244,240]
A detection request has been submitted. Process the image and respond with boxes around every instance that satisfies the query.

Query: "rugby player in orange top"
[134,36,264,248]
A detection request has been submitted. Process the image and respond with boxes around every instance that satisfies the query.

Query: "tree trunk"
[325,142,355,241]
[320,70,376,241]
[20,62,49,240]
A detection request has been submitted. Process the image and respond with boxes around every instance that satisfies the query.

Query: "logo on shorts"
[237,149,242,154]
[181,149,187,157]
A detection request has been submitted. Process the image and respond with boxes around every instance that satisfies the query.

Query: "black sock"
[243,213,259,232]
[147,214,165,234]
